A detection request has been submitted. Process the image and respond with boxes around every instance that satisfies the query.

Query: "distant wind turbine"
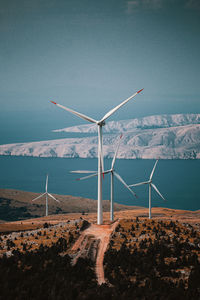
[32,175,60,217]
[71,135,137,222]
[129,160,166,219]
[51,89,143,224]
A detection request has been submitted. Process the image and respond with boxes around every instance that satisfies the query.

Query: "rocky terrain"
[1,210,200,299]
[0,113,200,159]
[54,113,200,133]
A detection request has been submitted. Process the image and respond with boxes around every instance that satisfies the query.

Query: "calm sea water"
[0,156,199,211]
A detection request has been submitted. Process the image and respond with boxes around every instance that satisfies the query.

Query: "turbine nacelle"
[97,120,106,126]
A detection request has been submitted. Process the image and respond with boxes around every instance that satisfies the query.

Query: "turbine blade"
[103,169,112,175]
[98,126,104,174]
[70,170,97,174]
[101,151,104,176]
[151,183,166,201]
[129,181,149,187]
[32,193,46,202]
[76,169,111,181]
[45,174,48,192]
[76,172,98,181]
[50,101,97,124]
[100,89,143,123]
[101,141,104,175]
[114,171,137,198]
[48,193,60,202]
[150,160,158,181]
[111,134,123,169]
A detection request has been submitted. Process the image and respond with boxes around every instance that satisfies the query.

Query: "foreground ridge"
[1,213,200,298]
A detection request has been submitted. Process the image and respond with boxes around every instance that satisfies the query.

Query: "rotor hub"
[97,120,106,126]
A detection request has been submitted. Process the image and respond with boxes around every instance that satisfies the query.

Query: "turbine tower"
[51,89,143,224]
[32,174,60,216]
[71,135,137,222]
[106,134,137,221]
[129,160,165,219]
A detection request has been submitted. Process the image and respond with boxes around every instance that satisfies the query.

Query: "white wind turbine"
[32,174,60,217]
[71,135,137,222]
[51,88,143,224]
[129,160,166,219]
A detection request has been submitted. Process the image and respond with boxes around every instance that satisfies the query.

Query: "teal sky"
[0,0,200,143]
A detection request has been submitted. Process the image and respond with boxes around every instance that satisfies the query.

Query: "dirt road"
[71,221,119,285]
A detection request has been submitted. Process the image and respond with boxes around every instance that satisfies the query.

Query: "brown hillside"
[0,188,140,222]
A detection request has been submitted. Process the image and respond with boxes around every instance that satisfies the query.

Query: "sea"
[0,156,199,211]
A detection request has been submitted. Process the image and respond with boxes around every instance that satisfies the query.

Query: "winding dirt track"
[71,221,119,285]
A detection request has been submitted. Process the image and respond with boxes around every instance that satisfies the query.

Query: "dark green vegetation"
[0,239,97,300]
[0,198,33,221]
[1,219,200,299]
[104,219,200,299]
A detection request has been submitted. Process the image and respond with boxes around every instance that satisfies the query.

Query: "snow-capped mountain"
[0,114,200,159]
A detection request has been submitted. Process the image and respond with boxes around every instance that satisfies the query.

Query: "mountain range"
[0,114,199,159]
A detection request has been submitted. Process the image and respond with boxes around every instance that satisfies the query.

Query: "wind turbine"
[51,88,143,224]
[71,135,137,222]
[32,174,60,217]
[129,160,165,219]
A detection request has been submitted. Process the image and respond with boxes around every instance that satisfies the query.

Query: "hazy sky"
[0,0,200,142]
